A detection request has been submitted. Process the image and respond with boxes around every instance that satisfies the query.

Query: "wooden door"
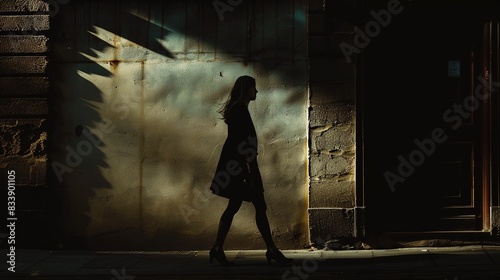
[362,1,496,233]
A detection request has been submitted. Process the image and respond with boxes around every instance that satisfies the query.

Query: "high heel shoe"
[209,246,235,266]
[266,246,293,265]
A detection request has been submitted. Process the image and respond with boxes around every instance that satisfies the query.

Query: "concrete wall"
[0,0,51,249]
[49,0,310,250]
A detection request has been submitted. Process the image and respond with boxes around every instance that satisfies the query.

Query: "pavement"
[1,245,500,280]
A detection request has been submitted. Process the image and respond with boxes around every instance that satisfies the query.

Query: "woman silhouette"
[209,75,293,266]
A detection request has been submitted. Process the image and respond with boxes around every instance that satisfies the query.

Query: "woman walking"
[209,75,293,266]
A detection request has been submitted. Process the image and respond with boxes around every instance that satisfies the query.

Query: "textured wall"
[307,0,360,244]
[0,0,50,249]
[50,0,309,250]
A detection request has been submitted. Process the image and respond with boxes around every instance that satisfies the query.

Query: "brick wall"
[307,0,362,244]
[0,0,51,249]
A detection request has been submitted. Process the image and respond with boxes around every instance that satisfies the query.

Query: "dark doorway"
[361,0,498,233]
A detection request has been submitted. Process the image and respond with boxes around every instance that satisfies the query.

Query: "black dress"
[210,102,264,202]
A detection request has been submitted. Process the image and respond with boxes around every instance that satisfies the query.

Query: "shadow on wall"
[49,0,177,249]
[50,0,308,250]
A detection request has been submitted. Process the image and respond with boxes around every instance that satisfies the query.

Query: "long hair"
[218,75,255,123]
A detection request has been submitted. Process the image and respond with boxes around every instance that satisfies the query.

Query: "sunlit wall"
[50,0,309,250]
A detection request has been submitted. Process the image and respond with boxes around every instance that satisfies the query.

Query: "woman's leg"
[252,192,293,264]
[252,192,275,249]
[214,197,243,249]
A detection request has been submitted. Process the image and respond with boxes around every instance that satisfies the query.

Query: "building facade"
[0,0,498,250]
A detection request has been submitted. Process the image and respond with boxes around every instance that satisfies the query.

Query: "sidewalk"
[2,245,500,279]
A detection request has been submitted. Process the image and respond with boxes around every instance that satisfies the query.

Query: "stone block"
[0,35,49,53]
[309,153,353,178]
[310,82,356,104]
[354,206,365,237]
[0,15,50,32]
[0,118,47,157]
[0,77,49,96]
[313,125,354,151]
[309,179,355,208]
[1,159,47,186]
[492,206,500,236]
[308,208,354,239]
[309,103,355,127]
[0,118,47,186]
[0,0,49,13]
[0,56,48,74]
[0,98,48,115]
[309,57,356,82]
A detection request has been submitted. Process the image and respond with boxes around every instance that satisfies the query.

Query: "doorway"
[361,1,497,233]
